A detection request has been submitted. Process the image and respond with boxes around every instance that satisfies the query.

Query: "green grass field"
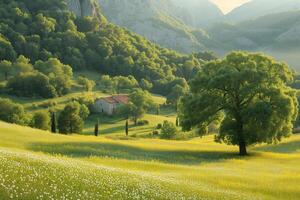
[0,90,173,137]
[0,121,299,199]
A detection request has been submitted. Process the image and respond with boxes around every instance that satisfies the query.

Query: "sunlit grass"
[0,121,299,199]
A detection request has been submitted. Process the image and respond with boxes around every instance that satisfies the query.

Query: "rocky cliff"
[96,0,219,53]
[66,0,107,23]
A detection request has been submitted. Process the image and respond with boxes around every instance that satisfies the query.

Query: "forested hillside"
[92,0,300,70]
[0,0,205,96]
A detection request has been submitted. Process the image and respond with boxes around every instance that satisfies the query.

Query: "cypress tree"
[156,105,160,115]
[94,119,99,136]
[125,120,129,136]
[51,112,56,133]
[176,117,179,127]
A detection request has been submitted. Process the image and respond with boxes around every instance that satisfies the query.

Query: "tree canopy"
[122,89,155,125]
[180,52,298,155]
[58,101,89,134]
[0,0,208,96]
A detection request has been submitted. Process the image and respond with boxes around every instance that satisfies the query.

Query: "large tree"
[0,98,28,125]
[180,52,298,155]
[122,89,155,125]
[58,102,89,134]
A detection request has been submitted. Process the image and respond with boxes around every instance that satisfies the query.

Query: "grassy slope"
[0,121,299,199]
[0,89,172,136]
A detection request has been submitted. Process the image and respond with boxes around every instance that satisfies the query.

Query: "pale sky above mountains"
[211,0,251,14]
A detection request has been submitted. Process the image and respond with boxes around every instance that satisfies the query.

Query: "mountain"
[226,0,300,23]
[96,0,222,53]
[209,10,300,70]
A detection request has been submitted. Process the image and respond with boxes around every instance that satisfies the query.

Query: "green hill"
[0,0,201,97]
[0,121,299,199]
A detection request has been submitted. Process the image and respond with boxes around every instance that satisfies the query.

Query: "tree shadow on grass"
[28,142,238,165]
[254,140,300,154]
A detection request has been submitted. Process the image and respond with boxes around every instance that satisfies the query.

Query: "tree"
[0,60,12,80]
[31,110,50,130]
[0,98,28,125]
[78,76,95,91]
[193,51,217,61]
[58,102,89,134]
[180,52,298,156]
[94,119,99,136]
[0,35,16,61]
[13,55,34,75]
[176,117,179,127]
[99,75,116,93]
[51,112,56,133]
[123,89,155,125]
[160,120,177,139]
[7,72,57,98]
[113,75,139,93]
[34,58,73,96]
[167,84,188,108]
[35,13,56,34]
[140,79,153,91]
[125,120,129,136]
[156,105,160,115]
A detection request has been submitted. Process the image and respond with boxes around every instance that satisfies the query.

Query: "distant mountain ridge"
[226,0,300,23]
[66,0,300,70]
[96,0,222,53]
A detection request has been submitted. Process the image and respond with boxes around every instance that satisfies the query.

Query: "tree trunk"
[94,123,99,136]
[134,118,137,126]
[239,139,247,156]
[4,72,8,81]
[236,115,248,156]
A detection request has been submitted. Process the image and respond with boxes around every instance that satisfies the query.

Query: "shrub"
[78,76,95,91]
[160,120,177,139]
[31,110,51,130]
[0,98,28,125]
[156,123,162,129]
[39,101,57,108]
[137,120,149,126]
[152,130,159,136]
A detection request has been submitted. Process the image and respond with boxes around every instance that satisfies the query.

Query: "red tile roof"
[100,94,129,105]
[113,94,129,104]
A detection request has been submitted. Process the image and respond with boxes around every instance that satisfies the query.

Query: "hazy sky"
[211,0,251,14]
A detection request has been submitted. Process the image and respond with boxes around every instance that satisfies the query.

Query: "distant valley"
[96,0,300,70]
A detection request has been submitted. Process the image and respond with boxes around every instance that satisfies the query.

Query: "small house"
[93,94,129,115]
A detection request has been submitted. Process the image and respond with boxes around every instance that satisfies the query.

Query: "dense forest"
[0,0,211,98]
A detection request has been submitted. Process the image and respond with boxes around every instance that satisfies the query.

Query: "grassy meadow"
[0,121,299,199]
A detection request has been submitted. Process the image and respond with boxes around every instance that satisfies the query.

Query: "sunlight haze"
[211,0,251,14]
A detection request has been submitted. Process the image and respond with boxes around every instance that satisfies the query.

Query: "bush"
[156,123,162,129]
[0,98,28,125]
[78,76,95,91]
[39,101,57,108]
[31,110,50,130]
[160,120,177,139]
[137,120,149,126]
[152,130,159,136]
[77,96,96,111]
[7,72,57,98]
